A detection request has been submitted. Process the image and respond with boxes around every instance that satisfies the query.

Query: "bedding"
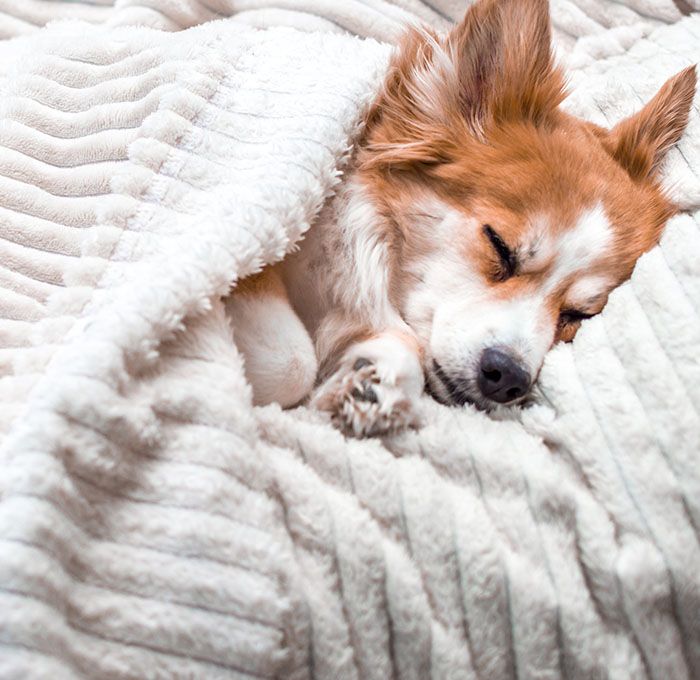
[0,2,698,678]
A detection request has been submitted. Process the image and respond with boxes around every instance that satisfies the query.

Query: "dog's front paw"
[312,336,424,437]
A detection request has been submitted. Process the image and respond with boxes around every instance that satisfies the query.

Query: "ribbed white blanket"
[0,2,699,679]
[0,0,690,44]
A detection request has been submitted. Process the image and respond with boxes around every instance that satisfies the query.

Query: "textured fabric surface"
[0,2,699,679]
[0,0,690,42]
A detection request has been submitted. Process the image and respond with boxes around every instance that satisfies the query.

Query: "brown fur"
[231,0,696,431]
[235,265,287,298]
[358,0,695,345]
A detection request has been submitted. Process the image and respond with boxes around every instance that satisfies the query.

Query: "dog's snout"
[477,348,530,403]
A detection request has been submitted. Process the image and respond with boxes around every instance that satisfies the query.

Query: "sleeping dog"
[226,0,696,437]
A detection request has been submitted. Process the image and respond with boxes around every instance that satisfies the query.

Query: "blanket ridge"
[0,0,689,45]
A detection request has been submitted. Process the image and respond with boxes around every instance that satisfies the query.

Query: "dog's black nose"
[477,348,531,403]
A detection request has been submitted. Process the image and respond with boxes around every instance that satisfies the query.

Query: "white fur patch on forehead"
[566,274,613,309]
[544,203,613,293]
[519,217,555,271]
[560,203,612,265]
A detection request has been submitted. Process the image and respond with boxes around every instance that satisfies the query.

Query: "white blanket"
[0,0,690,44]
[0,2,699,679]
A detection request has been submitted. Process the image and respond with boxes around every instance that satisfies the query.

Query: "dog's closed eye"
[483,224,516,281]
[558,309,594,342]
[559,309,593,325]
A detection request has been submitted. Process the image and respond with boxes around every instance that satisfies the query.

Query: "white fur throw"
[0,3,699,680]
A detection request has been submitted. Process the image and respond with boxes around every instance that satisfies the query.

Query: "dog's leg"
[312,330,424,437]
[224,267,317,408]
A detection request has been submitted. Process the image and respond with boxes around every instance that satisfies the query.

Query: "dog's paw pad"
[351,382,378,403]
[352,358,373,371]
[313,358,419,438]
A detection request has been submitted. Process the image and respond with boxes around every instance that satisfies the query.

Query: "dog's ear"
[450,0,565,131]
[605,66,696,182]
[361,25,463,168]
[362,0,564,169]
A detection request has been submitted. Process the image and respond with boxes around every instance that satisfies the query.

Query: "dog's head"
[358,0,696,409]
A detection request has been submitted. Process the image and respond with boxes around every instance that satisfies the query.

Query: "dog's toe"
[313,358,420,438]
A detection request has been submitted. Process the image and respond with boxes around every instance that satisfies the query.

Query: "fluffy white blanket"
[0,2,699,679]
